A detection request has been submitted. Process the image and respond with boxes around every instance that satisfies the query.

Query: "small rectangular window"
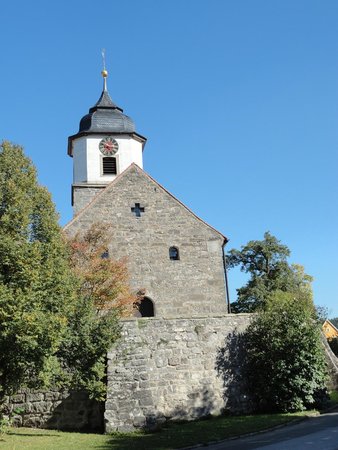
[102,157,117,175]
[169,246,180,260]
[101,249,109,259]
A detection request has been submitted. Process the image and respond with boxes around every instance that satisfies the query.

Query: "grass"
[0,427,109,450]
[1,390,337,450]
[0,410,317,450]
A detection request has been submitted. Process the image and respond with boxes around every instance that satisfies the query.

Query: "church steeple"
[68,67,147,216]
[68,70,145,156]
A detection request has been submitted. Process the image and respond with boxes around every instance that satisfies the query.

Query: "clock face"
[99,137,119,156]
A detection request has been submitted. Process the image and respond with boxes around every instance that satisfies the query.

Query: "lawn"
[0,410,316,450]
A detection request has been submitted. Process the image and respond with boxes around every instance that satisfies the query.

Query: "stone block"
[155,357,167,368]
[13,402,31,413]
[23,416,44,428]
[26,393,44,402]
[30,401,53,414]
[11,415,23,427]
[44,392,61,401]
[168,357,180,366]
[10,393,25,403]
[139,372,149,380]
[133,415,146,427]
[138,396,154,407]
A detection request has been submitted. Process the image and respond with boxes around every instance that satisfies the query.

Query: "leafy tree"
[67,224,136,314]
[0,141,75,404]
[228,232,313,313]
[243,290,328,412]
[0,142,135,411]
[60,224,137,399]
[227,232,329,411]
[315,305,329,323]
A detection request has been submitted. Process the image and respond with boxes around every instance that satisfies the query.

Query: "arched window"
[134,297,155,318]
[169,246,180,260]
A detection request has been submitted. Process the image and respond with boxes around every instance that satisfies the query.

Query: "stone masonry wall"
[105,314,252,432]
[72,184,106,216]
[322,334,338,390]
[66,165,229,319]
[4,390,103,432]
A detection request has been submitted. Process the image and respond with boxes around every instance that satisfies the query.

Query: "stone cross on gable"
[131,203,145,217]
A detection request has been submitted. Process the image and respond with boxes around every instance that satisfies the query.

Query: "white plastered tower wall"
[72,135,144,184]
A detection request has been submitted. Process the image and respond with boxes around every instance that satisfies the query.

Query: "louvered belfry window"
[102,157,117,175]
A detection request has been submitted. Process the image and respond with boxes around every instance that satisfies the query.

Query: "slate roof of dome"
[68,76,146,156]
[78,88,136,134]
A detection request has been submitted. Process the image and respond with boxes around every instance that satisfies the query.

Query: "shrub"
[243,290,328,412]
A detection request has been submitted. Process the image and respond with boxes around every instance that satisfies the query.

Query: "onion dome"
[78,86,135,134]
[68,70,146,156]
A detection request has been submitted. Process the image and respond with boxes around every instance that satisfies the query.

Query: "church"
[5,71,338,433]
[63,69,250,432]
[64,69,230,319]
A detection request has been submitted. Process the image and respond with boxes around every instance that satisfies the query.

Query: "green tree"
[228,232,313,312]
[0,141,75,404]
[0,142,133,411]
[243,290,328,412]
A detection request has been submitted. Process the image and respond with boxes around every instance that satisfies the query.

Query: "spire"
[67,52,147,156]
[89,50,123,112]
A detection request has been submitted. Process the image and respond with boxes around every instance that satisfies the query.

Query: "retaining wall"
[4,389,103,431]
[105,314,252,432]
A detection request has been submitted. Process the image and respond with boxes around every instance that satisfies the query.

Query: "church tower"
[68,70,147,215]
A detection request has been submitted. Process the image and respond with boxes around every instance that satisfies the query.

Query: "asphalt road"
[198,410,338,450]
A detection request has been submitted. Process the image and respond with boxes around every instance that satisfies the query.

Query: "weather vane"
[101,48,106,72]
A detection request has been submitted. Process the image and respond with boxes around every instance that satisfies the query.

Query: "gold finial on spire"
[101,48,107,76]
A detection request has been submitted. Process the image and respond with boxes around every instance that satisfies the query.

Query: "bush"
[243,290,328,412]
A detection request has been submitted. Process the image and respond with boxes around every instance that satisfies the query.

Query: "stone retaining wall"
[105,314,252,432]
[4,389,103,432]
[322,334,338,390]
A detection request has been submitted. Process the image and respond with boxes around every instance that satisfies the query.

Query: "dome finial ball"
[101,69,108,78]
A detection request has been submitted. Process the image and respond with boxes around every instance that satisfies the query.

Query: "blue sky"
[0,1,337,316]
